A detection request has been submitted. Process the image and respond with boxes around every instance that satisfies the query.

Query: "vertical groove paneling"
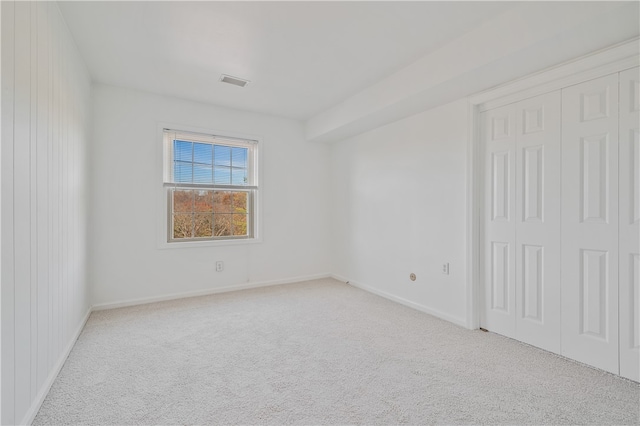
[35,0,49,390]
[1,1,16,423]
[14,2,32,417]
[50,0,59,366]
[29,0,38,404]
[47,1,54,374]
[61,21,67,346]
[1,1,91,424]
[51,0,60,363]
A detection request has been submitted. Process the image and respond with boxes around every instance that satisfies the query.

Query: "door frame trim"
[465,37,639,330]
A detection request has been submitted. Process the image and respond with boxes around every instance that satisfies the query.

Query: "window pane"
[231,147,247,169]
[233,214,248,236]
[194,214,213,237]
[174,161,193,183]
[174,140,192,162]
[232,192,248,213]
[231,168,247,185]
[214,145,231,166]
[166,130,256,242]
[213,191,232,213]
[214,214,232,236]
[193,164,213,183]
[194,190,213,212]
[173,190,193,212]
[214,166,231,185]
[193,142,212,165]
[173,214,193,239]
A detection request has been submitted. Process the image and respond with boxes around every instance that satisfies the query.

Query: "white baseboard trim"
[91,273,333,311]
[331,274,467,328]
[21,307,92,426]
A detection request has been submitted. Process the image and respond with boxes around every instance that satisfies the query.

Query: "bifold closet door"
[514,92,562,354]
[561,74,619,374]
[619,66,640,382]
[481,92,561,350]
[481,104,517,338]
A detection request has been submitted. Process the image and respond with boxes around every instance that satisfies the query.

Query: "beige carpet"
[34,278,639,425]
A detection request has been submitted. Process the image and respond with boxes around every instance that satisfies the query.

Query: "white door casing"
[619,66,640,382]
[481,104,517,338]
[561,73,620,374]
[514,91,562,354]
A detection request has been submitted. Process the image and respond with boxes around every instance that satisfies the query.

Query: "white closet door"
[481,104,517,337]
[561,74,620,374]
[619,66,640,382]
[515,91,562,354]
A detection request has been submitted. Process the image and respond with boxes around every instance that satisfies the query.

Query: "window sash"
[167,187,256,242]
[163,182,258,190]
[163,129,257,187]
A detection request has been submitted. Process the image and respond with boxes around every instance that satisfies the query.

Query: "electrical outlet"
[216,261,224,272]
[442,263,449,275]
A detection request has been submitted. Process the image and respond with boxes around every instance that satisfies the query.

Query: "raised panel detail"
[523,106,544,134]
[580,134,608,223]
[491,151,510,221]
[491,242,509,312]
[632,130,640,224]
[632,80,640,112]
[580,250,608,340]
[522,245,543,322]
[492,116,510,140]
[632,254,640,349]
[581,88,609,121]
[523,145,543,222]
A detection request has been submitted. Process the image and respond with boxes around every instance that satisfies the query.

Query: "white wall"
[329,99,469,326]
[90,84,331,306]
[1,1,92,424]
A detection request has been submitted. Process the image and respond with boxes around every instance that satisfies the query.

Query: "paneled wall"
[1,2,92,424]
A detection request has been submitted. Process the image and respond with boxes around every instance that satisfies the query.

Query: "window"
[163,129,258,242]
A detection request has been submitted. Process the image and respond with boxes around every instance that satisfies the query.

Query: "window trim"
[156,123,263,249]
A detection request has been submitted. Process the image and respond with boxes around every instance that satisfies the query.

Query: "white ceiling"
[306,1,639,141]
[58,1,516,120]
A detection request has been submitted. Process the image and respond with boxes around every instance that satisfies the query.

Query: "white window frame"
[157,123,263,248]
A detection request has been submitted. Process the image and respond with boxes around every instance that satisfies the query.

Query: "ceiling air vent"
[220,74,250,88]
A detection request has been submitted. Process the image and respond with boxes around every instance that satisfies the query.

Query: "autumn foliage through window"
[172,190,248,238]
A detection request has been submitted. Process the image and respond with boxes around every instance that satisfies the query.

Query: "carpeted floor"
[34,278,639,425]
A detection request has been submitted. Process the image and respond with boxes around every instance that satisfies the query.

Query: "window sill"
[158,237,262,249]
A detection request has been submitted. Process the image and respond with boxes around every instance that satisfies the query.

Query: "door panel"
[515,91,562,354]
[561,74,619,374]
[619,66,640,381]
[481,105,517,337]
[481,91,561,350]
